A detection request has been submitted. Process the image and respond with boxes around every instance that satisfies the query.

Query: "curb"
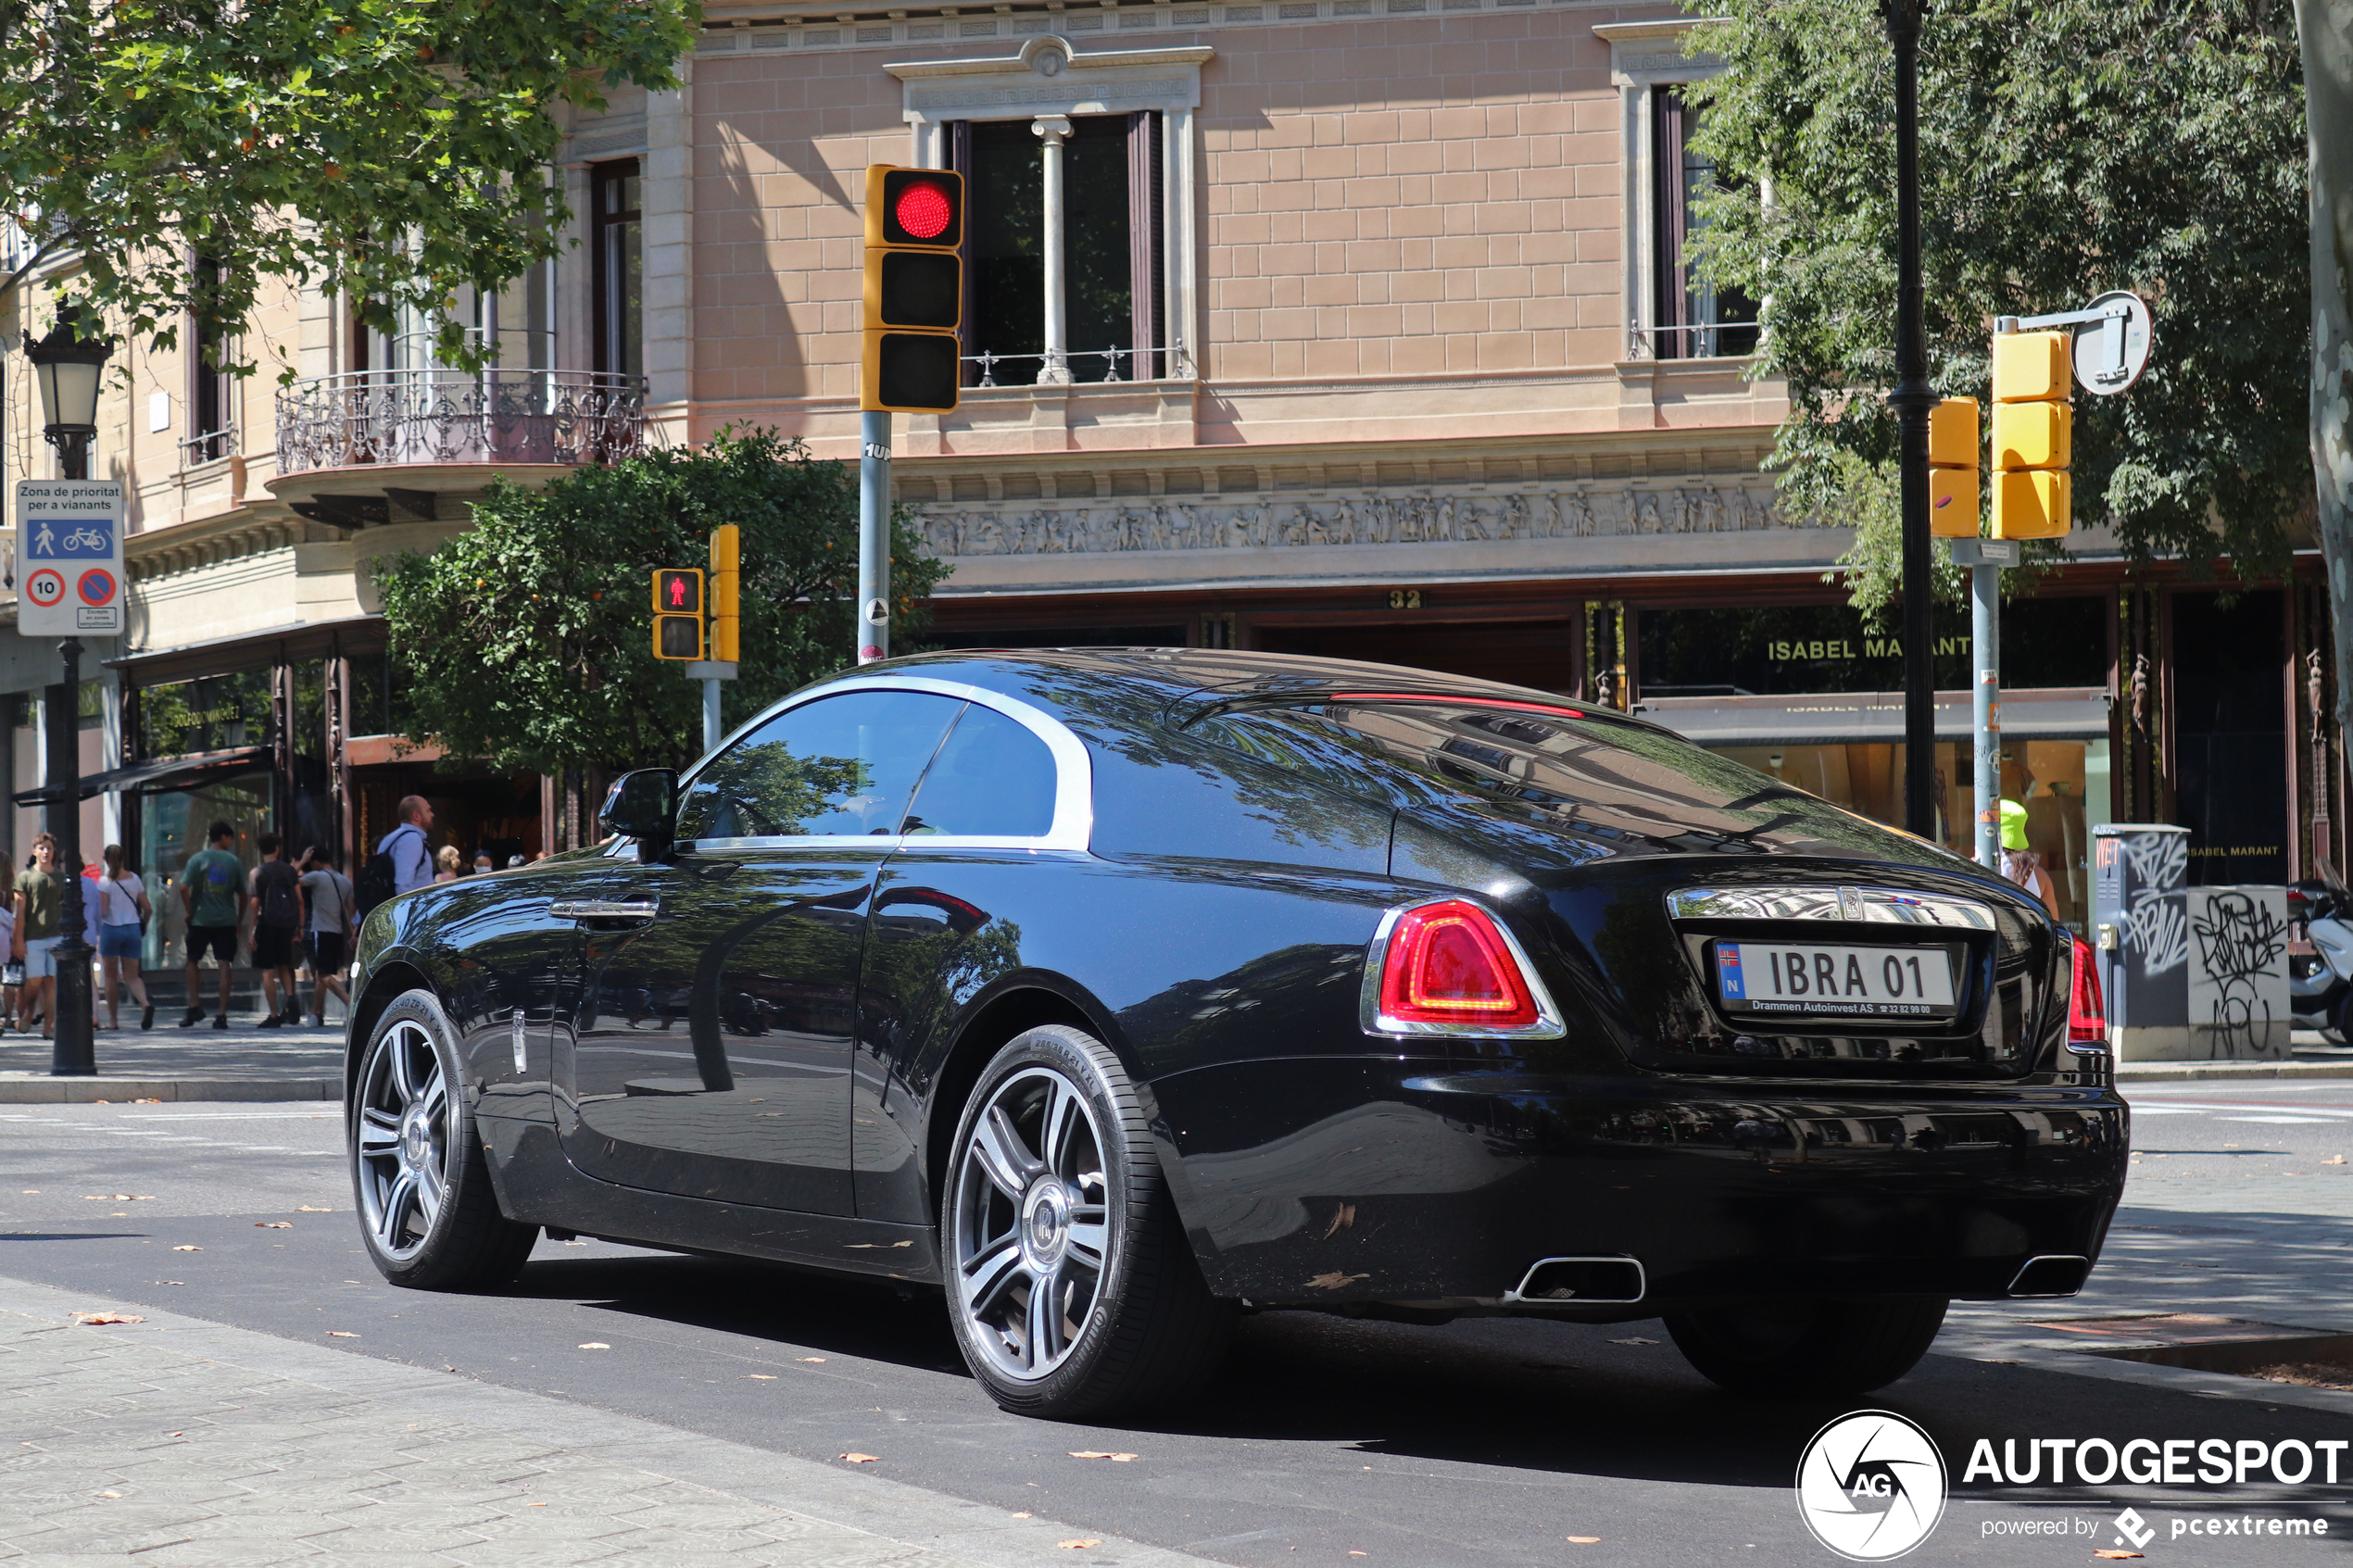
[2117,1060,2353,1084]
[0,1075,340,1103]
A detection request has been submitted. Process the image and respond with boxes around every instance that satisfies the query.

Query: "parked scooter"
[2289,877,2353,1041]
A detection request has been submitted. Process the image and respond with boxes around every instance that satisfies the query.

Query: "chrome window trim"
[1665,884,1996,932]
[1358,895,1567,1041]
[677,674,1093,853]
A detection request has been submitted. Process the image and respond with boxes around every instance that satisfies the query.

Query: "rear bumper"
[1151,1058,2125,1310]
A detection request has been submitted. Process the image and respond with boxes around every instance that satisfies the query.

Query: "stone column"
[1033,115,1073,386]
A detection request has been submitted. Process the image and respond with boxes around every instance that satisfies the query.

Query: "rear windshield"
[1188,697,1952,863]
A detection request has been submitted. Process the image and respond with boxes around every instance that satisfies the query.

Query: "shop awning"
[12,746,272,808]
[1634,687,2112,747]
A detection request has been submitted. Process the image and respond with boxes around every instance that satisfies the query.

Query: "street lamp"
[24,308,113,480]
[1884,0,1938,840]
[20,304,112,1076]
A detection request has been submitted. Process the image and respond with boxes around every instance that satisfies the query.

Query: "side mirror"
[600,769,678,853]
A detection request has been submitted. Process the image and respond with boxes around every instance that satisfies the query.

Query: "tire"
[941,1024,1233,1420]
[350,988,537,1291]
[1665,1297,1948,1398]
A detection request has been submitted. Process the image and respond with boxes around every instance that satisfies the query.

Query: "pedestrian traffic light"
[862,165,963,415]
[708,525,740,664]
[1991,330,2071,539]
[1927,395,1980,538]
[652,568,703,660]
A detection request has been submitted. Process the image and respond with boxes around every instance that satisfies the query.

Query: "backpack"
[258,863,300,930]
[355,847,398,919]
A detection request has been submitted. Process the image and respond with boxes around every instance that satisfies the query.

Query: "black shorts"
[188,924,237,964]
[253,923,297,969]
[308,932,347,973]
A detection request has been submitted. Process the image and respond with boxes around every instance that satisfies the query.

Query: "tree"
[1685,0,2310,613]
[2299,1,2353,732]
[375,428,951,782]
[0,0,696,370]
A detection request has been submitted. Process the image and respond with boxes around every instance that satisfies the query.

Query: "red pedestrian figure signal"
[651,568,706,661]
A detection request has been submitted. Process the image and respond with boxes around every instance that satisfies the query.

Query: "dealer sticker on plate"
[1715,942,1957,1019]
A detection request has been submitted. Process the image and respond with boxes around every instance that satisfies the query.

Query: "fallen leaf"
[2327,1155,2346,1165]
[1608,1336,1659,1346]
[170,1246,201,1252]
[99,1489,121,1498]
[1305,1272,1370,1290]
[528,1500,547,1506]
[169,1432,182,1437]
[326,1332,359,1338]
[297,1206,331,1212]
[2094,1553,2144,1561]
[1013,1512,1032,1518]
[1323,1202,1358,1238]
[798,1356,826,1363]
[255,1222,292,1229]
[746,1374,776,1380]
[160,1282,182,1286]
[1057,1541,1101,1550]
[577,1342,610,1350]
[19,1189,36,1194]
[72,1311,143,1325]
[1568,1538,1602,1545]
[1069,1451,1139,1461]
[135,1098,161,1104]
[841,1452,880,1464]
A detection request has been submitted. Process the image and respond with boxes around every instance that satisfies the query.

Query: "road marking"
[2218,1115,2338,1124]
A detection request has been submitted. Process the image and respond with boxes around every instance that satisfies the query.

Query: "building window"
[1651,91,1756,359]
[950,112,1164,385]
[592,159,643,381]
[185,257,234,464]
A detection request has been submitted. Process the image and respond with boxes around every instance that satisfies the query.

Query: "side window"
[902,703,1059,838]
[675,691,961,841]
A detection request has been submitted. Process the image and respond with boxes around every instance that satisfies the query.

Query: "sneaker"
[311,1013,326,1029]
[257,1014,281,1029]
[140,1003,154,1031]
[283,1003,304,1026]
[212,1014,229,1030]
[181,1008,205,1028]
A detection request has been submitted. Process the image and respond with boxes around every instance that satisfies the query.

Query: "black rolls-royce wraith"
[345,649,2125,1418]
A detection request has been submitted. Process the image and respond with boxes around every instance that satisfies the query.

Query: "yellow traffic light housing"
[709,525,740,664]
[652,568,704,660]
[862,166,964,414]
[1991,330,2072,540]
[1927,395,1980,538]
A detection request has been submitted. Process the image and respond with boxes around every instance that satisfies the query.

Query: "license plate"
[1714,941,1957,1019]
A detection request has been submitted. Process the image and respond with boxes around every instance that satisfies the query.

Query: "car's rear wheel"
[943,1024,1232,1419]
[352,989,537,1290]
[1665,1297,1948,1397]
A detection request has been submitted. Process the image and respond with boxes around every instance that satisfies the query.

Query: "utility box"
[2093,824,2288,1060]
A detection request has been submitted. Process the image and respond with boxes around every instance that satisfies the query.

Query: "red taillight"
[1377,899,1541,1029]
[2069,935,2106,1047]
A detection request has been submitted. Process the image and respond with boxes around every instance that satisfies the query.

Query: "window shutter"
[1127,110,1164,380]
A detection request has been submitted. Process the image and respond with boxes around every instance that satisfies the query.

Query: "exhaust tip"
[2007,1254,2091,1298]
[1506,1256,1646,1306]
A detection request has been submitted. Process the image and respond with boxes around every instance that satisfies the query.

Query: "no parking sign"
[15,479,123,635]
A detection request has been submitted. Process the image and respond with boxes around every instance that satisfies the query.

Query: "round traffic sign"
[76,567,116,607]
[24,568,64,608]
[2071,290,2153,396]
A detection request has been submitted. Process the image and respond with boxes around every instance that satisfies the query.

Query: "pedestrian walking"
[0,851,19,1033]
[95,845,153,1031]
[434,845,461,884]
[179,821,246,1030]
[472,848,495,876]
[1998,798,2059,918]
[375,797,434,897]
[245,834,303,1027]
[11,834,65,1039]
[298,846,356,1028]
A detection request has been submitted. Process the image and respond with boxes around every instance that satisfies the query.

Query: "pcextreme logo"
[1795,1411,1949,1562]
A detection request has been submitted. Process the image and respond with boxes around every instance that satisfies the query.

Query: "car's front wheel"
[942,1024,1232,1419]
[351,989,537,1290]
[1665,1297,1948,1397]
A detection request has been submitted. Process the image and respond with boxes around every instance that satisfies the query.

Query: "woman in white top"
[97,845,154,1031]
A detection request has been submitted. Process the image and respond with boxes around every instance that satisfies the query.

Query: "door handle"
[548,899,660,921]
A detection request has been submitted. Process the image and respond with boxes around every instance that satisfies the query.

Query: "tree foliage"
[376,429,951,779]
[1685,0,2310,610]
[2,0,696,370]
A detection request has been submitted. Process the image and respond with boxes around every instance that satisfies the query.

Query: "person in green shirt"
[10,832,63,1039]
[179,821,246,1030]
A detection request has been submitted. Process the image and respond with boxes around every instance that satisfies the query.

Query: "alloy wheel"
[355,1019,449,1261]
[951,1065,1113,1382]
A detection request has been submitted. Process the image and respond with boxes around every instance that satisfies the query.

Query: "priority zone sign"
[16,480,124,635]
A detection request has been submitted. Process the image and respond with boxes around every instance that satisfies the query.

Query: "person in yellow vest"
[1998,798,2059,917]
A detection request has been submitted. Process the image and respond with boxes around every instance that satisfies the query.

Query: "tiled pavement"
[0,1277,1203,1568]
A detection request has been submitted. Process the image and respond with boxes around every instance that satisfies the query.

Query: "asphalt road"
[6,1085,2353,1566]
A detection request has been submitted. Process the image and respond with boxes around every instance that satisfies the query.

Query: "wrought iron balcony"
[274,368,648,475]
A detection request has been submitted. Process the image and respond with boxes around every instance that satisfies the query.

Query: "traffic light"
[1927,395,1980,538]
[709,525,740,664]
[1990,330,2072,539]
[862,165,963,414]
[652,568,703,660]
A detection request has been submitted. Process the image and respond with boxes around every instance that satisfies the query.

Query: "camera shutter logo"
[1794,1410,1946,1561]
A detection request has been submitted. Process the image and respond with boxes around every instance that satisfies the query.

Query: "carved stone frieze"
[913,483,1790,558]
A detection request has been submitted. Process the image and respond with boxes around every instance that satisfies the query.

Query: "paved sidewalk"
[0,1274,1205,1568]
[0,1019,345,1103]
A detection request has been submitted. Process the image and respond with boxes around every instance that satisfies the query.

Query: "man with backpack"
[357,796,435,921]
[245,834,303,1028]
[179,822,245,1029]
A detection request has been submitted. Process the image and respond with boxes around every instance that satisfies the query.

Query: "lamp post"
[23,307,112,1077]
[1885,0,1939,840]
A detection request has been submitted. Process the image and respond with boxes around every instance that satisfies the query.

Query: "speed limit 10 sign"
[15,479,124,636]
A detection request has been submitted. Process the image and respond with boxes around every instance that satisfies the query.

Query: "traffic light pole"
[1887,0,1938,841]
[858,411,890,665]
[1952,536,2017,871]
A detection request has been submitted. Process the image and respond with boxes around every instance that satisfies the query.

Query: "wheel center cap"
[1020,1180,1071,1269]
[399,1106,432,1171]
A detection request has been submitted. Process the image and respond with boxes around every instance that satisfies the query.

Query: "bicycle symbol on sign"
[61,527,106,552]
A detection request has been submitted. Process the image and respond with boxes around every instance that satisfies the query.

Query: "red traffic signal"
[863,165,965,414]
[654,569,702,615]
[651,568,705,661]
[867,168,963,249]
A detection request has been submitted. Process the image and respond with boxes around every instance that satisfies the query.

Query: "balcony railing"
[275,368,648,474]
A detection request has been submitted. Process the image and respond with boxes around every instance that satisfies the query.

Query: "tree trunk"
[2302,0,2353,736]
